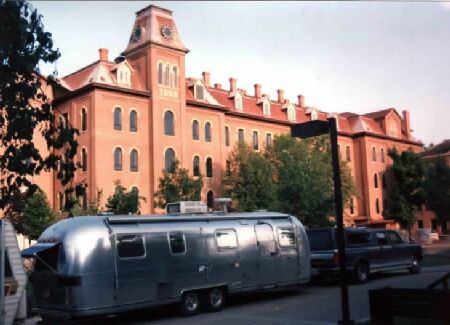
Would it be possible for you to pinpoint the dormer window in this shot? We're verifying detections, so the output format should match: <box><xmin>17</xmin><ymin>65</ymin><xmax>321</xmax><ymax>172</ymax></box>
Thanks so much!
<box><xmin>235</xmin><ymin>94</ymin><xmax>243</xmax><ymax>111</ymax></box>
<box><xmin>195</xmin><ymin>84</ymin><xmax>205</xmax><ymax>100</ymax></box>
<box><xmin>311</xmin><ymin>109</ymin><xmax>318</xmax><ymax>121</ymax></box>
<box><xmin>263</xmin><ymin>101</ymin><xmax>271</xmax><ymax>116</ymax></box>
<box><xmin>287</xmin><ymin>104</ymin><xmax>296</xmax><ymax>121</ymax></box>
<box><xmin>117</xmin><ymin>64</ymin><xmax>131</xmax><ymax>86</ymax></box>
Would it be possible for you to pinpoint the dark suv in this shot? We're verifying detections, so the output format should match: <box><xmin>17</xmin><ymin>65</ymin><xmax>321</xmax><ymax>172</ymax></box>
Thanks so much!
<box><xmin>306</xmin><ymin>227</ymin><xmax>423</xmax><ymax>283</ymax></box>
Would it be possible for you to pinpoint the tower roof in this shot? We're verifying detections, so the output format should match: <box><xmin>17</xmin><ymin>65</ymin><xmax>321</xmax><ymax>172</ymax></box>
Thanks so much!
<box><xmin>123</xmin><ymin>4</ymin><xmax>188</xmax><ymax>56</ymax></box>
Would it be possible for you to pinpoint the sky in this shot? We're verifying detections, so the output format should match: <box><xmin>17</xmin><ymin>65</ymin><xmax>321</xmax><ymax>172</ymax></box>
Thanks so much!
<box><xmin>32</xmin><ymin>1</ymin><xmax>450</xmax><ymax>146</ymax></box>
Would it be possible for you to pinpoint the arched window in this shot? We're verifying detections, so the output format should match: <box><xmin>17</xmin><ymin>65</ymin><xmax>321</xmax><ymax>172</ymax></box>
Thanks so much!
<box><xmin>81</xmin><ymin>148</ymin><xmax>87</xmax><ymax>172</ymax></box>
<box><xmin>238</xmin><ymin>129</ymin><xmax>244</xmax><ymax>143</ymax></box>
<box><xmin>206</xmin><ymin>157</ymin><xmax>213</xmax><ymax>178</ymax></box>
<box><xmin>81</xmin><ymin>108</ymin><xmax>87</xmax><ymax>132</ymax></box>
<box><xmin>372</xmin><ymin>147</ymin><xmax>377</xmax><ymax>162</ymax></box>
<box><xmin>226</xmin><ymin>160</ymin><xmax>231</xmax><ymax>176</ymax></box>
<box><xmin>266</xmin><ymin>133</ymin><xmax>272</xmax><ymax>147</ymax></box>
<box><xmin>82</xmin><ymin>190</ymin><xmax>87</xmax><ymax>210</ymax></box>
<box><xmin>173</xmin><ymin>66</ymin><xmax>178</xmax><ymax>87</ymax></box>
<box><xmin>346</xmin><ymin>146</ymin><xmax>351</xmax><ymax>162</ymax></box>
<box><xmin>288</xmin><ymin>106</ymin><xmax>296</xmax><ymax>121</ymax></box>
<box><xmin>235</xmin><ymin>95</ymin><xmax>243</xmax><ymax>111</ymax></box>
<box><xmin>381</xmin><ymin>148</ymin><xmax>385</xmax><ymax>163</ymax></box>
<box><xmin>164</xmin><ymin>111</ymin><xmax>174</xmax><ymax>136</ymax></box>
<box><xmin>193</xmin><ymin>156</ymin><xmax>200</xmax><ymax>177</ymax></box>
<box><xmin>165</xmin><ymin>64</ymin><xmax>170</xmax><ymax>86</ymax></box>
<box><xmin>374</xmin><ymin>173</ymin><xmax>378</xmax><ymax>188</ymax></box>
<box><xmin>158</xmin><ymin>62</ymin><xmax>163</xmax><ymax>84</ymax></box>
<box><xmin>114</xmin><ymin>147</ymin><xmax>122</xmax><ymax>171</ymax></box>
<box><xmin>165</xmin><ymin>148</ymin><xmax>175</xmax><ymax>173</ymax></box>
<box><xmin>350</xmin><ymin>198</ymin><xmax>355</xmax><ymax>215</ymax></box>
<box><xmin>375</xmin><ymin>198</ymin><xmax>380</xmax><ymax>214</ymax></box>
<box><xmin>225</xmin><ymin>126</ymin><xmax>230</xmax><ymax>147</ymax></box>
<box><xmin>252</xmin><ymin>131</ymin><xmax>258</xmax><ymax>150</ymax></box>
<box><xmin>114</xmin><ymin>107</ymin><xmax>122</xmax><ymax>130</ymax></box>
<box><xmin>130</xmin><ymin>149</ymin><xmax>138</xmax><ymax>172</ymax></box>
<box><xmin>192</xmin><ymin>120</ymin><xmax>199</xmax><ymax>140</ymax></box>
<box><xmin>263</xmin><ymin>101</ymin><xmax>270</xmax><ymax>116</ymax></box>
<box><xmin>205</xmin><ymin>122</ymin><xmax>212</xmax><ymax>142</ymax></box>
<box><xmin>382</xmin><ymin>173</ymin><xmax>386</xmax><ymax>188</ymax></box>
<box><xmin>207</xmin><ymin>190</ymin><xmax>214</xmax><ymax>210</ymax></box>
<box><xmin>130</xmin><ymin>110</ymin><xmax>137</xmax><ymax>132</ymax></box>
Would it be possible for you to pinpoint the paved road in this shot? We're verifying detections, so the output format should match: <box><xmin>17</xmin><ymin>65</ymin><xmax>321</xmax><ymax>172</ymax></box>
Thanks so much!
<box><xmin>60</xmin><ymin>264</ymin><xmax>449</xmax><ymax>325</ymax></box>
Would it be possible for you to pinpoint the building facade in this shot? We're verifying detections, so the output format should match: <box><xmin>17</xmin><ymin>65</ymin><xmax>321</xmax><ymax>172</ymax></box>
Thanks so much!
<box><xmin>36</xmin><ymin>5</ymin><xmax>422</xmax><ymax>226</ymax></box>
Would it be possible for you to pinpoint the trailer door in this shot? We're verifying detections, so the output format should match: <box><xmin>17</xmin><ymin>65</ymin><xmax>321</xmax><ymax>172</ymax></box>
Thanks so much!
<box><xmin>276</xmin><ymin>227</ymin><xmax>299</xmax><ymax>281</ymax></box>
<box><xmin>254</xmin><ymin>224</ymin><xmax>278</xmax><ymax>285</ymax></box>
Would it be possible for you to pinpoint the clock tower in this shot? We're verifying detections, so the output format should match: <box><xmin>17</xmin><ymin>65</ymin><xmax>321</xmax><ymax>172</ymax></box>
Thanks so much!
<box><xmin>122</xmin><ymin>4</ymin><xmax>189</xmax><ymax>212</ymax></box>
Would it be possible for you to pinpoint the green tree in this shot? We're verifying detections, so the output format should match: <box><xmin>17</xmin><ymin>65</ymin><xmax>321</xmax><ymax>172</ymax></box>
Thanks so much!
<box><xmin>22</xmin><ymin>190</ymin><xmax>56</xmax><ymax>241</ymax></box>
<box><xmin>71</xmin><ymin>188</ymin><xmax>104</xmax><ymax>216</ymax></box>
<box><xmin>0</xmin><ymin>1</ymin><xmax>83</xmax><ymax>215</ymax></box>
<box><xmin>423</xmin><ymin>158</ymin><xmax>450</xmax><ymax>233</ymax></box>
<box><xmin>154</xmin><ymin>160</ymin><xmax>203</xmax><ymax>208</ymax></box>
<box><xmin>384</xmin><ymin>148</ymin><xmax>425</xmax><ymax>233</ymax></box>
<box><xmin>223</xmin><ymin>142</ymin><xmax>277</xmax><ymax>211</ymax></box>
<box><xmin>106</xmin><ymin>182</ymin><xmax>146</xmax><ymax>214</ymax></box>
<box><xmin>225</xmin><ymin>134</ymin><xmax>357</xmax><ymax>228</ymax></box>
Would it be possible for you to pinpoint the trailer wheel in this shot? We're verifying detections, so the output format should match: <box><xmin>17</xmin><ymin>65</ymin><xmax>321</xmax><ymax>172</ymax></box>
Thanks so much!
<box><xmin>203</xmin><ymin>287</ymin><xmax>226</xmax><ymax>312</ymax></box>
<box><xmin>180</xmin><ymin>291</ymin><xmax>200</xmax><ymax>316</ymax></box>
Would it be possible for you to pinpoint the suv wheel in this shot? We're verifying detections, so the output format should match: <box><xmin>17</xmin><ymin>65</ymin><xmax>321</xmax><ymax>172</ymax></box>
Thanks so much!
<box><xmin>353</xmin><ymin>262</ymin><xmax>369</xmax><ymax>284</ymax></box>
<box><xmin>409</xmin><ymin>255</ymin><xmax>421</xmax><ymax>274</ymax></box>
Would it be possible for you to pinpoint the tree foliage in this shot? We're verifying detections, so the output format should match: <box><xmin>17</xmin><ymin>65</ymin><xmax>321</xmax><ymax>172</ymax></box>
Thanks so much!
<box><xmin>106</xmin><ymin>181</ymin><xmax>146</xmax><ymax>215</ymax></box>
<box><xmin>0</xmin><ymin>1</ymin><xmax>82</xmax><ymax>214</ymax></box>
<box><xmin>71</xmin><ymin>188</ymin><xmax>103</xmax><ymax>216</ymax></box>
<box><xmin>154</xmin><ymin>160</ymin><xmax>203</xmax><ymax>208</ymax></box>
<box><xmin>224</xmin><ymin>134</ymin><xmax>358</xmax><ymax>228</ymax></box>
<box><xmin>423</xmin><ymin>157</ymin><xmax>450</xmax><ymax>232</ymax></box>
<box><xmin>384</xmin><ymin>148</ymin><xmax>425</xmax><ymax>230</ymax></box>
<box><xmin>21</xmin><ymin>190</ymin><xmax>56</xmax><ymax>240</ymax></box>
<box><xmin>223</xmin><ymin>142</ymin><xmax>277</xmax><ymax>211</ymax></box>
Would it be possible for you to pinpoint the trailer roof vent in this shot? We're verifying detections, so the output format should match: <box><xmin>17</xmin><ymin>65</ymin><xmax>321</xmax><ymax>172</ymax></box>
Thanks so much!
<box><xmin>166</xmin><ymin>201</ymin><xmax>208</xmax><ymax>215</ymax></box>
<box><xmin>215</xmin><ymin>197</ymin><xmax>232</xmax><ymax>213</ymax></box>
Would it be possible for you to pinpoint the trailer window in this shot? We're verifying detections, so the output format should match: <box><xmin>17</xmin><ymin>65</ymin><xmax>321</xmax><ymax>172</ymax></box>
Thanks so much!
<box><xmin>117</xmin><ymin>235</ymin><xmax>145</xmax><ymax>258</ymax></box>
<box><xmin>35</xmin><ymin>244</ymin><xmax>60</xmax><ymax>271</ymax></box>
<box><xmin>215</xmin><ymin>229</ymin><xmax>238</xmax><ymax>251</ymax></box>
<box><xmin>278</xmin><ymin>228</ymin><xmax>296</xmax><ymax>247</ymax></box>
<box><xmin>169</xmin><ymin>232</ymin><xmax>186</xmax><ymax>254</ymax></box>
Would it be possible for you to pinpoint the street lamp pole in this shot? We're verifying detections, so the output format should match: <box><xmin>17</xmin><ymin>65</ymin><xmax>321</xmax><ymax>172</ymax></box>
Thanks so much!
<box><xmin>291</xmin><ymin>118</ymin><xmax>353</xmax><ymax>325</ymax></box>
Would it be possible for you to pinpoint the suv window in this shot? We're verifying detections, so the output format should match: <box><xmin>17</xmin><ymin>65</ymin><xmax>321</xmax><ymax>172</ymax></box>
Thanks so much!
<box><xmin>374</xmin><ymin>232</ymin><xmax>388</xmax><ymax>245</ymax></box>
<box><xmin>307</xmin><ymin>230</ymin><xmax>334</xmax><ymax>251</ymax></box>
<box><xmin>346</xmin><ymin>231</ymin><xmax>371</xmax><ymax>245</ymax></box>
<box><xmin>387</xmin><ymin>231</ymin><xmax>403</xmax><ymax>244</ymax></box>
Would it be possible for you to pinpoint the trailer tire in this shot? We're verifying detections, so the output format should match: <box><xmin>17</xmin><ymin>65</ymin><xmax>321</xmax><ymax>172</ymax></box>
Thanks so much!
<box><xmin>180</xmin><ymin>291</ymin><xmax>201</xmax><ymax>316</ymax></box>
<box><xmin>203</xmin><ymin>287</ymin><xmax>226</xmax><ymax>312</ymax></box>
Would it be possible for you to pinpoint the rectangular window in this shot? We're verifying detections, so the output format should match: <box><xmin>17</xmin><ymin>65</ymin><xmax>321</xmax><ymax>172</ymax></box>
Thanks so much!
<box><xmin>238</xmin><ymin>129</ymin><xmax>244</xmax><ymax>143</ymax></box>
<box><xmin>346</xmin><ymin>146</ymin><xmax>351</xmax><ymax>162</ymax></box>
<box><xmin>418</xmin><ymin>220</ymin><xmax>424</xmax><ymax>229</ymax></box>
<box><xmin>252</xmin><ymin>131</ymin><xmax>258</xmax><ymax>150</ymax></box>
<box><xmin>381</xmin><ymin>148</ymin><xmax>385</xmax><ymax>163</ymax></box>
<box><xmin>372</xmin><ymin>147</ymin><xmax>377</xmax><ymax>162</ymax></box>
<box><xmin>225</xmin><ymin>126</ymin><xmax>230</xmax><ymax>147</ymax></box>
<box><xmin>226</xmin><ymin>160</ymin><xmax>231</xmax><ymax>176</ymax></box>
<box><xmin>117</xmin><ymin>235</ymin><xmax>145</xmax><ymax>258</ymax></box>
<box><xmin>215</xmin><ymin>229</ymin><xmax>238</xmax><ymax>251</ymax></box>
<box><xmin>277</xmin><ymin>227</ymin><xmax>295</xmax><ymax>247</ymax></box>
<box><xmin>169</xmin><ymin>232</ymin><xmax>186</xmax><ymax>254</ymax></box>
<box><xmin>266</xmin><ymin>133</ymin><xmax>272</xmax><ymax>147</ymax></box>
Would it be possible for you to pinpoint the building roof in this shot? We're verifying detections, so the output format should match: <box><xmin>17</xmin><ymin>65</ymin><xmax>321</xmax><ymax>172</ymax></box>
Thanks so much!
<box><xmin>420</xmin><ymin>139</ymin><xmax>450</xmax><ymax>158</ymax></box>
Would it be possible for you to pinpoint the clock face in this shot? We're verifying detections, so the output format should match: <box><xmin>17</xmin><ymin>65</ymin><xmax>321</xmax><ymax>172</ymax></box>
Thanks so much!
<box><xmin>161</xmin><ymin>25</ymin><xmax>174</xmax><ymax>40</ymax></box>
<box><xmin>131</xmin><ymin>26</ymin><xmax>143</xmax><ymax>43</ymax></box>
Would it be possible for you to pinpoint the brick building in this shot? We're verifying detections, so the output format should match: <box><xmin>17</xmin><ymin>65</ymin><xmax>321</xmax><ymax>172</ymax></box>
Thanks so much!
<box><xmin>30</xmin><ymin>5</ymin><xmax>423</xmax><ymax>226</ymax></box>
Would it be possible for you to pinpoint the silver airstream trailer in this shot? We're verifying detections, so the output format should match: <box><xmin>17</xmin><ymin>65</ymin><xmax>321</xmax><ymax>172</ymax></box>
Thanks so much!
<box><xmin>22</xmin><ymin>203</ymin><xmax>310</xmax><ymax>320</ymax></box>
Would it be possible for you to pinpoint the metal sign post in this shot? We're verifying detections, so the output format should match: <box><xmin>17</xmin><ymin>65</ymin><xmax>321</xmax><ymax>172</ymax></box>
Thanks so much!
<box><xmin>291</xmin><ymin>118</ymin><xmax>354</xmax><ymax>325</ymax></box>
<box><xmin>1</xmin><ymin>219</ymin><xmax>5</xmax><ymax>325</ymax></box>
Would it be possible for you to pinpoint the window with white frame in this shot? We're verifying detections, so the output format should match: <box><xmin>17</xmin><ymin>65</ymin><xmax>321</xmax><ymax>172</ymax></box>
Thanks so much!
<box><xmin>287</xmin><ymin>105</ymin><xmax>296</xmax><ymax>121</ymax></box>
<box><xmin>195</xmin><ymin>84</ymin><xmax>205</xmax><ymax>100</ymax></box>
<box><xmin>235</xmin><ymin>94</ymin><xmax>243</xmax><ymax>111</ymax></box>
<box><xmin>263</xmin><ymin>101</ymin><xmax>270</xmax><ymax>116</ymax></box>
<box><xmin>117</xmin><ymin>64</ymin><xmax>131</xmax><ymax>86</ymax></box>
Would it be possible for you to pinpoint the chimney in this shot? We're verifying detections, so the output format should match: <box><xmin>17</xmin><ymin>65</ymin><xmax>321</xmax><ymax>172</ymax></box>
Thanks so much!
<box><xmin>277</xmin><ymin>89</ymin><xmax>285</xmax><ymax>103</ymax></box>
<box><xmin>202</xmin><ymin>72</ymin><xmax>210</xmax><ymax>87</ymax></box>
<box><xmin>254</xmin><ymin>84</ymin><xmax>262</xmax><ymax>98</ymax></box>
<box><xmin>239</xmin><ymin>89</ymin><xmax>247</xmax><ymax>96</ymax></box>
<box><xmin>99</xmin><ymin>48</ymin><xmax>109</xmax><ymax>62</ymax></box>
<box><xmin>297</xmin><ymin>94</ymin><xmax>305</xmax><ymax>108</ymax></box>
<box><xmin>214</xmin><ymin>83</ymin><xmax>222</xmax><ymax>90</ymax></box>
<box><xmin>229</xmin><ymin>78</ymin><xmax>237</xmax><ymax>92</ymax></box>
<box><xmin>402</xmin><ymin>110</ymin><xmax>411</xmax><ymax>138</ymax></box>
